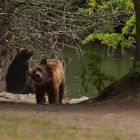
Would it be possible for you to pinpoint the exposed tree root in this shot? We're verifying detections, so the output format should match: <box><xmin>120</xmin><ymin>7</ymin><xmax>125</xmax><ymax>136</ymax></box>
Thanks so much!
<box><xmin>96</xmin><ymin>72</ymin><xmax>140</xmax><ymax>101</ymax></box>
<box><xmin>80</xmin><ymin>72</ymin><xmax>140</xmax><ymax>103</ymax></box>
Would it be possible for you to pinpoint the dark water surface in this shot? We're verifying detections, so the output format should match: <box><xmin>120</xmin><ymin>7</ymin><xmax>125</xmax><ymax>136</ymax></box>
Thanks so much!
<box><xmin>64</xmin><ymin>45</ymin><xmax>134</xmax><ymax>98</ymax></box>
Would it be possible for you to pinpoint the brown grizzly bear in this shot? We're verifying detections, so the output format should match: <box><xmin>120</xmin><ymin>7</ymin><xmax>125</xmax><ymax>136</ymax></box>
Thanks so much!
<box><xmin>28</xmin><ymin>58</ymin><xmax>65</xmax><ymax>104</ymax></box>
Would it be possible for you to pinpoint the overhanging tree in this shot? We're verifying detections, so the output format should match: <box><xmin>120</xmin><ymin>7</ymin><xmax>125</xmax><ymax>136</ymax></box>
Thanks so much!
<box><xmin>81</xmin><ymin>0</ymin><xmax>140</xmax><ymax>101</ymax></box>
<box><xmin>95</xmin><ymin>0</ymin><xmax>140</xmax><ymax>101</ymax></box>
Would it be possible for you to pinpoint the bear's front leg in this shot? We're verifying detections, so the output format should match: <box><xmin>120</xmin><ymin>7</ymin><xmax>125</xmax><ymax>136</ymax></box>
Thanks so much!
<box><xmin>58</xmin><ymin>81</ymin><xmax>64</xmax><ymax>104</ymax></box>
<box><xmin>35</xmin><ymin>85</ymin><xmax>46</xmax><ymax>104</ymax></box>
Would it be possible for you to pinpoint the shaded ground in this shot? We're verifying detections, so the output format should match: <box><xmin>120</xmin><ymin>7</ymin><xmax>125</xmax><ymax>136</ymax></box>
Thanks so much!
<box><xmin>0</xmin><ymin>92</ymin><xmax>140</xmax><ymax>140</ymax></box>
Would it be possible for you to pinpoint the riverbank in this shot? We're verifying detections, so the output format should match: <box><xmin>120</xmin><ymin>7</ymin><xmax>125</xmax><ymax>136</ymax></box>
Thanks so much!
<box><xmin>0</xmin><ymin>91</ymin><xmax>140</xmax><ymax>140</ymax></box>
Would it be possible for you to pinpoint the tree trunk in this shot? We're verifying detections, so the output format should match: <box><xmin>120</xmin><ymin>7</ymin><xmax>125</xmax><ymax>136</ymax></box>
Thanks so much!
<box><xmin>0</xmin><ymin>0</ymin><xmax>15</xmax><ymax>91</ymax></box>
<box><xmin>0</xmin><ymin>0</ymin><xmax>6</xmax><ymax>91</ymax></box>
<box><xmin>133</xmin><ymin>0</ymin><xmax>140</xmax><ymax>67</ymax></box>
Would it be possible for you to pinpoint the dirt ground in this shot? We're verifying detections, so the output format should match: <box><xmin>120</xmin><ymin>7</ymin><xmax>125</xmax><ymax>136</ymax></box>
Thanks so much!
<box><xmin>0</xmin><ymin>92</ymin><xmax>140</xmax><ymax>140</ymax></box>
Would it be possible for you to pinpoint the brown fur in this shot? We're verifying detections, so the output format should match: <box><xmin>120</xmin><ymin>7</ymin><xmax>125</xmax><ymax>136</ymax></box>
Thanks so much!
<box><xmin>28</xmin><ymin>58</ymin><xmax>65</xmax><ymax>104</ymax></box>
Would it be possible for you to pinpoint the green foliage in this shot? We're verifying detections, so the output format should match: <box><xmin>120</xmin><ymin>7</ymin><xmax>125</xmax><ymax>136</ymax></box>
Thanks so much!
<box><xmin>81</xmin><ymin>51</ymin><xmax>115</xmax><ymax>95</ymax></box>
<box><xmin>122</xmin><ymin>15</ymin><xmax>136</xmax><ymax>36</ymax></box>
<box><xmin>82</xmin><ymin>0</ymin><xmax>135</xmax><ymax>49</ymax></box>
<box><xmin>87</xmin><ymin>0</ymin><xmax>134</xmax><ymax>14</ymax></box>
<box><xmin>83</xmin><ymin>32</ymin><xmax>134</xmax><ymax>48</ymax></box>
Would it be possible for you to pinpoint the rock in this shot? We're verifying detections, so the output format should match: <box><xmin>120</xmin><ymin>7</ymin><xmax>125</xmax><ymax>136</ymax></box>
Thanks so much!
<box><xmin>69</xmin><ymin>96</ymin><xmax>89</xmax><ymax>104</ymax></box>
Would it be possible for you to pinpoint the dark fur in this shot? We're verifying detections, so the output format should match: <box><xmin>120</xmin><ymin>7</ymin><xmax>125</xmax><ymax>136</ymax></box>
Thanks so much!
<box><xmin>28</xmin><ymin>58</ymin><xmax>65</xmax><ymax>104</ymax></box>
<box><xmin>6</xmin><ymin>48</ymin><xmax>35</xmax><ymax>94</ymax></box>
<box><xmin>22</xmin><ymin>78</ymin><xmax>35</xmax><ymax>94</ymax></box>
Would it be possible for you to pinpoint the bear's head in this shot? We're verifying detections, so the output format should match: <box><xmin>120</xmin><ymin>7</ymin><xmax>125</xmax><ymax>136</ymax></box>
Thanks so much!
<box><xmin>27</xmin><ymin>65</ymin><xmax>51</xmax><ymax>85</ymax></box>
<box><xmin>28</xmin><ymin>58</ymin><xmax>61</xmax><ymax>85</ymax></box>
<box><xmin>13</xmin><ymin>48</ymin><xmax>34</xmax><ymax>63</ymax></box>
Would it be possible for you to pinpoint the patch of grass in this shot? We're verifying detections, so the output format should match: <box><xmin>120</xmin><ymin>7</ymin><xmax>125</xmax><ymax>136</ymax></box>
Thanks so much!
<box><xmin>0</xmin><ymin>114</ymin><xmax>135</xmax><ymax>140</ymax></box>
<box><xmin>0</xmin><ymin>114</ymin><xmax>91</xmax><ymax>140</ymax></box>
<box><xmin>95</xmin><ymin>130</ymin><xmax>124</xmax><ymax>140</ymax></box>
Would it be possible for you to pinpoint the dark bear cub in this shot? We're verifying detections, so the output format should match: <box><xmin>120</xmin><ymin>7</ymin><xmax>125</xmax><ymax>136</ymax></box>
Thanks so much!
<box><xmin>28</xmin><ymin>58</ymin><xmax>65</xmax><ymax>104</ymax></box>
<box><xmin>6</xmin><ymin>48</ymin><xmax>35</xmax><ymax>94</ymax></box>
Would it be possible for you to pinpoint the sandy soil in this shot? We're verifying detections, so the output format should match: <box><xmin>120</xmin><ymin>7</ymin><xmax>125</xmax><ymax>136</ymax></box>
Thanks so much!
<box><xmin>0</xmin><ymin>92</ymin><xmax>140</xmax><ymax>139</ymax></box>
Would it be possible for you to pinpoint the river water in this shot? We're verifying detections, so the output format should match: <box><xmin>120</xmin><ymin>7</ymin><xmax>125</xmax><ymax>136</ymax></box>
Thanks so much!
<box><xmin>64</xmin><ymin>45</ymin><xmax>134</xmax><ymax>99</ymax></box>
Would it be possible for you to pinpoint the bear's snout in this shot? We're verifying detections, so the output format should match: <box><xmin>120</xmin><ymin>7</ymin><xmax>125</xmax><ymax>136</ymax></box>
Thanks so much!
<box><xmin>34</xmin><ymin>71</ymin><xmax>43</xmax><ymax>80</ymax></box>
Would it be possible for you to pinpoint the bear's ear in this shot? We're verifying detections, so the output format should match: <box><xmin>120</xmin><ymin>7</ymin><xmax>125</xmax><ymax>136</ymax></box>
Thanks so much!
<box><xmin>15</xmin><ymin>47</ymin><xmax>24</xmax><ymax>53</ymax></box>
<box><xmin>40</xmin><ymin>57</ymin><xmax>47</xmax><ymax>64</ymax></box>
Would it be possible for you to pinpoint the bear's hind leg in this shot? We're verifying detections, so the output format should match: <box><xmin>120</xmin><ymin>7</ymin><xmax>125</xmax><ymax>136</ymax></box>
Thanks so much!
<box><xmin>47</xmin><ymin>85</ymin><xmax>59</xmax><ymax>104</ymax></box>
